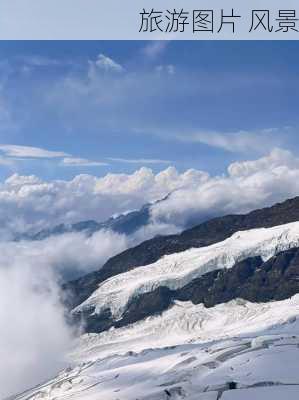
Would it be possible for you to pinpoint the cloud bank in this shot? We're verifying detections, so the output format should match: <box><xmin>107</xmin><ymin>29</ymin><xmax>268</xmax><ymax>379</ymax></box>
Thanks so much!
<box><xmin>0</xmin><ymin>149</ymin><xmax>299</xmax><ymax>238</ymax></box>
<box><xmin>3</xmin><ymin>230</ymin><xmax>129</xmax><ymax>279</ymax></box>
<box><xmin>0</xmin><ymin>226</ymin><xmax>133</xmax><ymax>398</ymax></box>
<box><xmin>0</xmin><ymin>258</ymin><xmax>73</xmax><ymax>398</ymax></box>
<box><xmin>151</xmin><ymin>148</ymin><xmax>299</xmax><ymax>227</ymax></box>
<box><xmin>0</xmin><ymin>167</ymin><xmax>208</xmax><ymax>237</ymax></box>
<box><xmin>0</xmin><ymin>219</ymin><xmax>182</xmax><ymax>398</ymax></box>
<box><xmin>0</xmin><ymin>147</ymin><xmax>296</xmax><ymax>240</ymax></box>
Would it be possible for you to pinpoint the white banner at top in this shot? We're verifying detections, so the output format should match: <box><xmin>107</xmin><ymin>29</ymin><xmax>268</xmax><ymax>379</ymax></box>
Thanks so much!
<box><xmin>0</xmin><ymin>0</ymin><xmax>299</xmax><ymax>40</ymax></box>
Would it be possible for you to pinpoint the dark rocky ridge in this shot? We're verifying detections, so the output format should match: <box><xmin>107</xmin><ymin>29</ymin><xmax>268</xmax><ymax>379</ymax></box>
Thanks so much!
<box><xmin>65</xmin><ymin>196</ymin><xmax>299</xmax><ymax>309</ymax></box>
<box><xmin>78</xmin><ymin>247</ymin><xmax>299</xmax><ymax>333</ymax></box>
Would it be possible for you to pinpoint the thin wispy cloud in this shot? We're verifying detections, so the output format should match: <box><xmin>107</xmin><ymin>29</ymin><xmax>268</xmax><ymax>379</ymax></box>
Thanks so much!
<box><xmin>0</xmin><ymin>156</ymin><xmax>14</xmax><ymax>166</ymax></box>
<box><xmin>20</xmin><ymin>55</ymin><xmax>66</xmax><ymax>68</ymax></box>
<box><xmin>0</xmin><ymin>144</ymin><xmax>69</xmax><ymax>159</ymax></box>
<box><xmin>0</xmin><ymin>145</ymin><xmax>109</xmax><ymax>168</ymax></box>
<box><xmin>0</xmin><ymin>145</ymin><xmax>109</xmax><ymax>169</ymax></box>
<box><xmin>0</xmin><ymin>144</ymin><xmax>169</xmax><ymax>169</ymax></box>
<box><xmin>107</xmin><ymin>157</ymin><xmax>172</xmax><ymax>165</ymax></box>
<box><xmin>61</xmin><ymin>157</ymin><xmax>109</xmax><ymax>167</ymax></box>
<box><xmin>175</xmin><ymin>128</ymin><xmax>284</xmax><ymax>154</ymax></box>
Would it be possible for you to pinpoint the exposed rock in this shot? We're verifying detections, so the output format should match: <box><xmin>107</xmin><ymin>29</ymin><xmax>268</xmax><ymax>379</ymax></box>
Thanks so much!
<box><xmin>65</xmin><ymin>196</ymin><xmax>299</xmax><ymax>310</ymax></box>
<box><xmin>81</xmin><ymin>247</ymin><xmax>299</xmax><ymax>333</ymax></box>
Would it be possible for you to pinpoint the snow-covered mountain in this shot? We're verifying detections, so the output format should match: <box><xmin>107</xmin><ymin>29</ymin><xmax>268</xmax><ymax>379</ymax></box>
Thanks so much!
<box><xmin>18</xmin><ymin>203</ymin><xmax>152</xmax><ymax>240</ymax></box>
<box><xmin>11</xmin><ymin>196</ymin><xmax>299</xmax><ymax>399</ymax></box>
<box><xmin>12</xmin><ymin>296</ymin><xmax>299</xmax><ymax>400</ymax></box>
<box><xmin>64</xmin><ymin>195</ymin><xmax>299</xmax><ymax>311</ymax></box>
<box><xmin>73</xmin><ymin>221</ymin><xmax>299</xmax><ymax>332</ymax></box>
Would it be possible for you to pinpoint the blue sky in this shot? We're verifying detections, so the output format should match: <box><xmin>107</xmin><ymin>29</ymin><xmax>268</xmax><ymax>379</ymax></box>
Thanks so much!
<box><xmin>0</xmin><ymin>40</ymin><xmax>298</xmax><ymax>180</ymax></box>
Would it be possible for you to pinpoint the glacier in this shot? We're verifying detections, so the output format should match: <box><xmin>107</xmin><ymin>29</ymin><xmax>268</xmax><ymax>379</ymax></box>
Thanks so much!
<box><xmin>75</xmin><ymin>221</ymin><xmax>299</xmax><ymax>320</ymax></box>
<box><xmin>12</xmin><ymin>295</ymin><xmax>299</xmax><ymax>400</ymax></box>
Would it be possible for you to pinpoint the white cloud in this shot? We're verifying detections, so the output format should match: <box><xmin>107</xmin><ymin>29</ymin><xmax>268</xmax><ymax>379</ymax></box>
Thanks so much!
<box><xmin>88</xmin><ymin>53</ymin><xmax>124</xmax><ymax>76</ymax></box>
<box><xmin>0</xmin><ymin>149</ymin><xmax>299</xmax><ymax>238</ymax></box>
<box><xmin>0</xmin><ymin>256</ymin><xmax>73</xmax><ymax>398</ymax></box>
<box><xmin>132</xmin><ymin>220</ymin><xmax>181</xmax><ymax>244</ymax></box>
<box><xmin>0</xmin><ymin>226</ymin><xmax>132</xmax><ymax>397</ymax></box>
<box><xmin>176</xmin><ymin>128</ymin><xmax>283</xmax><ymax>153</ymax></box>
<box><xmin>2</xmin><ymin>230</ymin><xmax>129</xmax><ymax>280</ymax></box>
<box><xmin>227</xmin><ymin>147</ymin><xmax>299</xmax><ymax>177</ymax></box>
<box><xmin>151</xmin><ymin>148</ymin><xmax>299</xmax><ymax>227</ymax></box>
<box><xmin>0</xmin><ymin>144</ymin><xmax>173</xmax><ymax>168</ymax></box>
<box><xmin>0</xmin><ymin>167</ymin><xmax>208</xmax><ymax>237</ymax></box>
<box><xmin>107</xmin><ymin>157</ymin><xmax>172</xmax><ymax>165</ymax></box>
<box><xmin>94</xmin><ymin>166</ymin><xmax>209</xmax><ymax>197</ymax></box>
<box><xmin>62</xmin><ymin>157</ymin><xmax>109</xmax><ymax>167</ymax></box>
<box><xmin>0</xmin><ymin>144</ymin><xmax>69</xmax><ymax>159</ymax></box>
<box><xmin>5</xmin><ymin>173</ymin><xmax>42</xmax><ymax>186</ymax></box>
<box><xmin>0</xmin><ymin>220</ymin><xmax>184</xmax><ymax>397</ymax></box>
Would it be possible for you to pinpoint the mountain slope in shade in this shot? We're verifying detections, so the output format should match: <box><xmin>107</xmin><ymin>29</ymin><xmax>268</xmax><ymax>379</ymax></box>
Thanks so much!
<box><xmin>12</xmin><ymin>296</ymin><xmax>299</xmax><ymax>400</ymax></box>
<box><xmin>74</xmin><ymin>248</ymin><xmax>299</xmax><ymax>333</ymax></box>
<box><xmin>64</xmin><ymin>196</ymin><xmax>299</xmax><ymax>310</ymax></box>
<box><xmin>73</xmin><ymin>221</ymin><xmax>299</xmax><ymax>332</ymax></box>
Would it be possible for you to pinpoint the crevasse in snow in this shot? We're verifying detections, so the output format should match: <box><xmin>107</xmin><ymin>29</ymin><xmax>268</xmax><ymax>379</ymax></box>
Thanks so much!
<box><xmin>15</xmin><ymin>295</ymin><xmax>299</xmax><ymax>400</ymax></box>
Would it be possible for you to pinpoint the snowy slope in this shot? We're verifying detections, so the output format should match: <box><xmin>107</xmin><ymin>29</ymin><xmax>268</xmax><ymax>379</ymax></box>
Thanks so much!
<box><xmin>12</xmin><ymin>221</ymin><xmax>299</xmax><ymax>400</ymax></box>
<box><xmin>13</xmin><ymin>295</ymin><xmax>299</xmax><ymax>400</ymax></box>
<box><xmin>75</xmin><ymin>221</ymin><xmax>299</xmax><ymax>320</ymax></box>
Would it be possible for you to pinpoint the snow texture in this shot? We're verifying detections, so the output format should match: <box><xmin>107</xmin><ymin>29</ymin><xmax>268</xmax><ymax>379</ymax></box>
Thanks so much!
<box><xmin>75</xmin><ymin>221</ymin><xmax>299</xmax><ymax>319</ymax></box>
<box><xmin>12</xmin><ymin>295</ymin><xmax>299</xmax><ymax>400</ymax></box>
<box><xmin>12</xmin><ymin>221</ymin><xmax>299</xmax><ymax>400</ymax></box>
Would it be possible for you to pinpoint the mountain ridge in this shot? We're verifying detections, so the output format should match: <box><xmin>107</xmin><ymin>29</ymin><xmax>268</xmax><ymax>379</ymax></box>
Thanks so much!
<box><xmin>64</xmin><ymin>195</ymin><xmax>299</xmax><ymax>310</ymax></box>
<box><xmin>79</xmin><ymin>247</ymin><xmax>299</xmax><ymax>333</ymax></box>
<box><xmin>18</xmin><ymin>203</ymin><xmax>151</xmax><ymax>240</ymax></box>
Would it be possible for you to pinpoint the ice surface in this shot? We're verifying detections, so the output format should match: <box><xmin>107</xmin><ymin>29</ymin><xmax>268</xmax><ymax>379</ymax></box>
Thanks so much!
<box><xmin>75</xmin><ymin>221</ymin><xmax>299</xmax><ymax>319</ymax></box>
<box><xmin>221</xmin><ymin>386</ymin><xmax>299</xmax><ymax>400</ymax></box>
<box><xmin>13</xmin><ymin>296</ymin><xmax>299</xmax><ymax>400</ymax></box>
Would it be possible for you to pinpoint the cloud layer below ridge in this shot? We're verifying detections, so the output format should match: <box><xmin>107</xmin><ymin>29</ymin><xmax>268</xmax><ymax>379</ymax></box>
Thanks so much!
<box><xmin>0</xmin><ymin>148</ymin><xmax>297</xmax><ymax>238</ymax></box>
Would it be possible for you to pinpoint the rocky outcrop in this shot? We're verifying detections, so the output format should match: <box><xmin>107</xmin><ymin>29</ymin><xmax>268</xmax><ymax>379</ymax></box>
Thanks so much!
<box><xmin>65</xmin><ymin>196</ymin><xmax>299</xmax><ymax>309</ymax></box>
<box><xmin>79</xmin><ymin>247</ymin><xmax>299</xmax><ymax>333</ymax></box>
<box><xmin>177</xmin><ymin>247</ymin><xmax>299</xmax><ymax>306</ymax></box>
